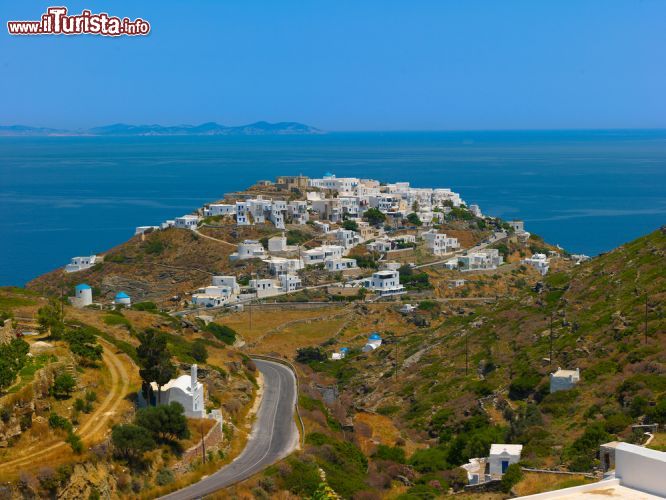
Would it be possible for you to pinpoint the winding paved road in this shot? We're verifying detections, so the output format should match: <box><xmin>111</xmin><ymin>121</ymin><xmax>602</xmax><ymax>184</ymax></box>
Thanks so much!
<box><xmin>161</xmin><ymin>359</ymin><xmax>299</xmax><ymax>500</ymax></box>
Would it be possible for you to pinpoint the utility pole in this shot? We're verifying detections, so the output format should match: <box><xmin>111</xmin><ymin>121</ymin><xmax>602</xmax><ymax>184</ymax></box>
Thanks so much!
<box><xmin>200</xmin><ymin>420</ymin><xmax>206</xmax><ymax>464</ymax></box>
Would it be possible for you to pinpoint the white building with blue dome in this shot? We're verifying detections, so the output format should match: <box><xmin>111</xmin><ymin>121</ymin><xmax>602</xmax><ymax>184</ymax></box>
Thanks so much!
<box><xmin>363</xmin><ymin>333</ymin><xmax>383</xmax><ymax>352</ymax></box>
<box><xmin>69</xmin><ymin>284</ymin><xmax>93</xmax><ymax>308</ymax></box>
<box><xmin>114</xmin><ymin>291</ymin><xmax>131</xmax><ymax>307</ymax></box>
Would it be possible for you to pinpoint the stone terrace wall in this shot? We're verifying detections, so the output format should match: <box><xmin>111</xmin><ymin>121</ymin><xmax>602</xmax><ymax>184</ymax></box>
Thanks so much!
<box><xmin>174</xmin><ymin>420</ymin><xmax>223</xmax><ymax>472</ymax></box>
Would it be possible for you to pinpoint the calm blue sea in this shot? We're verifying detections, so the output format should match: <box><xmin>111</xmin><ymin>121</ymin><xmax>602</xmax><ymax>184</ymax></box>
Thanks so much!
<box><xmin>1</xmin><ymin>130</ymin><xmax>665</xmax><ymax>286</ymax></box>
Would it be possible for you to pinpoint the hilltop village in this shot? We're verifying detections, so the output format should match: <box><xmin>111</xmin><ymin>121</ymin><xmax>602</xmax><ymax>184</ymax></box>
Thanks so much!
<box><xmin>57</xmin><ymin>173</ymin><xmax>582</xmax><ymax>311</ymax></box>
<box><xmin>1</xmin><ymin>174</ymin><xmax>663</xmax><ymax>500</ymax></box>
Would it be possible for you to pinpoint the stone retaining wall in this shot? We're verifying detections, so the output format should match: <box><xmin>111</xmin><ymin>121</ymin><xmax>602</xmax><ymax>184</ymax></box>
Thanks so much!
<box><xmin>174</xmin><ymin>419</ymin><xmax>223</xmax><ymax>472</ymax></box>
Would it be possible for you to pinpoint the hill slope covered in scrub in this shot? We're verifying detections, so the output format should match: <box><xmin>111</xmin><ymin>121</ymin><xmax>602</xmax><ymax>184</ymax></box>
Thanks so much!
<box><xmin>236</xmin><ymin>228</ymin><xmax>665</xmax><ymax>499</ymax></box>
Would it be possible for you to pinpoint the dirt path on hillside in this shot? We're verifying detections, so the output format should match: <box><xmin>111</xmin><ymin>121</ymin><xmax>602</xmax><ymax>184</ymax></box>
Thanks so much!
<box><xmin>194</xmin><ymin>227</ymin><xmax>238</xmax><ymax>248</ymax></box>
<box><xmin>0</xmin><ymin>339</ymin><xmax>133</xmax><ymax>475</ymax></box>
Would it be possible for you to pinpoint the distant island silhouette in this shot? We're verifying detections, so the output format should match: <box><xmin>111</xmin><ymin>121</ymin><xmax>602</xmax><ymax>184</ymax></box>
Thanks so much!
<box><xmin>0</xmin><ymin>121</ymin><xmax>324</xmax><ymax>137</ymax></box>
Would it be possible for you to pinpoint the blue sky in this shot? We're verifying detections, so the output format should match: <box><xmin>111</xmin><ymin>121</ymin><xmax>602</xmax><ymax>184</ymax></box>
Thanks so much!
<box><xmin>1</xmin><ymin>1</ymin><xmax>664</xmax><ymax>130</ymax></box>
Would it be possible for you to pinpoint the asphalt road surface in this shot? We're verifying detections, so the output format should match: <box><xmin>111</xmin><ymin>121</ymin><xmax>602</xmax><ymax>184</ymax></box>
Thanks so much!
<box><xmin>161</xmin><ymin>359</ymin><xmax>299</xmax><ymax>500</ymax></box>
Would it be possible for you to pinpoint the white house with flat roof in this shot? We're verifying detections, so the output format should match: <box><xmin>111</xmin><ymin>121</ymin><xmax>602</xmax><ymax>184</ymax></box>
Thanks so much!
<box><xmin>174</xmin><ymin>214</ymin><xmax>201</xmax><ymax>230</ymax></box>
<box><xmin>364</xmin><ymin>270</ymin><xmax>405</xmax><ymax>296</ymax></box>
<box><xmin>325</xmin><ymin>258</ymin><xmax>358</xmax><ymax>272</ymax></box>
<box><xmin>148</xmin><ymin>365</ymin><xmax>205</xmax><ymax>418</ymax></box>
<box><xmin>523</xmin><ymin>253</ymin><xmax>550</xmax><ymax>275</ymax></box>
<box><xmin>279</xmin><ymin>273</ymin><xmax>302</xmax><ymax>292</ymax></box>
<box><xmin>423</xmin><ymin>230</ymin><xmax>460</xmax><ymax>256</ymax></box>
<box><xmin>329</xmin><ymin>228</ymin><xmax>362</xmax><ymax>249</ymax></box>
<box><xmin>65</xmin><ymin>255</ymin><xmax>99</xmax><ymax>273</ymax></box>
<box><xmin>249</xmin><ymin>278</ymin><xmax>280</xmax><ymax>298</ymax></box>
<box><xmin>518</xmin><ymin>443</ymin><xmax>666</xmax><ymax>499</ymax></box>
<box><xmin>302</xmin><ymin>245</ymin><xmax>345</xmax><ymax>266</ymax></box>
<box><xmin>235</xmin><ymin>197</ymin><xmax>289</xmax><ymax>229</ymax></box>
<box><xmin>230</xmin><ymin>240</ymin><xmax>268</xmax><ymax>261</ymax></box>
<box><xmin>191</xmin><ymin>277</ymin><xmax>239</xmax><ymax>307</ymax></box>
<box><xmin>204</xmin><ymin>204</ymin><xmax>234</xmax><ymax>217</ymax></box>
<box><xmin>489</xmin><ymin>443</ymin><xmax>523</xmax><ymax>477</ymax></box>
<box><xmin>264</xmin><ymin>257</ymin><xmax>304</xmax><ymax>275</ymax></box>
<box><xmin>366</xmin><ymin>239</ymin><xmax>393</xmax><ymax>253</ymax></box>
<box><xmin>455</xmin><ymin>249</ymin><xmax>503</xmax><ymax>271</ymax></box>
<box><xmin>268</xmin><ymin>234</ymin><xmax>290</xmax><ymax>252</ymax></box>
<box><xmin>288</xmin><ymin>200</ymin><xmax>309</xmax><ymax>225</ymax></box>
<box><xmin>549</xmin><ymin>367</ymin><xmax>580</xmax><ymax>393</ymax></box>
<box><xmin>135</xmin><ymin>226</ymin><xmax>159</xmax><ymax>236</ymax></box>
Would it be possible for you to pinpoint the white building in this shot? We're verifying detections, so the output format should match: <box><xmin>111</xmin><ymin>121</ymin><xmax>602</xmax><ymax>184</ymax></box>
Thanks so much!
<box><xmin>149</xmin><ymin>365</ymin><xmax>205</xmax><ymax>418</ymax></box>
<box><xmin>331</xmin><ymin>347</ymin><xmax>349</xmax><ymax>361</ymax></box>
<box><xmin>456</xmin><ymin>249</ymin><xmax>503</xmax><ymax>271</ymax></box>
<box><xmin>174</xmin><ymin>214</ymin><xmax>201</xmax><ymax>230</ymax></box>
<box><xmin>362</xmin><ymin>333</ymin><xmax>383</xmax><ymax>352</ymax></box>
<box><xmin>114</xmin><ymin>291</ymin><xmax>131</xmax><ymax>307</ymax></box>
<box><xmin>519</xmin><ymin>443</ymin><xmax>666</xmax><ymax>499</ymax></box>
<box><xmin>308</xmin><ymin>173</ymin><xmax>360</xmax><ymax>194</ymax></box>
<box><xmin>69</xmin><ymin>284</ymin><xmax>93</xmax><ymax>308</ymax></box>
<box><xmin>287</xmin><ymin>201</ymin><xmax>309</xmax><ymax>225</ymax></box>
<box><xmin>549</xmin><ymin>367</ymin><xmax>580</xmax><ymax>393</ymax></box>
<box><xmin>469</xmin><ymin>204</ymin><xmax>482</xmax><ymax>217</ymax></box>
<box><xmin>571</xmin><ymin>254</ymin><xmax>591</xmax><ymax>265</ymax></box>
<box><xmin>489</xmin><ymin>444</ymin><xmax>523</xmax><ymax>477</ymax></box>
<box><xmin>523</xmin><ymin>253</ymin><xmax>550</xmax><ymax>275</ymax></box>
<box><xmin>230</xmin><ymin>240</ymin><xmax>268</xmax><ymax>261</ymax></box>
<box><xmin>65</xmin><ymin>255</ymin><xmax>99</xmax><ymax>273</ymax></box>
<box><xmin>191</xmin><ymin>276</ymin><xmax>240</xmax><ymax>307</ymax></box>
<box><xmin>160</xmin><ymin>220</ymin><xmax>175</xmax><ymax>230</ymax></box>
<box><xmin>423</xmin><ymin>230</ymin><xmax>460</xmax><ymax>256</ymax></box>
<box><xmin>302</xmin><ymin>245</ymin><xmax>345</xmax><ymax>266</ymax></box>
<box><xmin>264</xmin><ymin>257</ymin><xmax>304</xmax><ymax>275</ymax></box>
<box><xmin>329</xmin><ymin>228</ymin><xmax>362</xmax><ymax>249</ymax></box>
<box><xmin>310</xmin><ymin>196</ymin><xmax>343</xmax><ymax>223</ymax></box>
<box><xmin>249</xmin><ymin>278</ymin><xmax>280</xmax><ymax>298</ymax></box>
<box><xmin>268</xmin><ymin>234</ymin><xmax>290</xmax><ymax>252</ymax></box>
<box><xmin>364</xmin><ymin>270</ymin><xmax>405</xmax><ymax>296</ymax></box>
<box><xmin>399</xmin><ymin>303</ymin><xmax>417</xmax><ymax>314</ymax></box>
<box><xmin>236</xmin><ymin>198</ymin><xmax>289</xmax><ymax>229</ymax></box>
<box><xmin>448</xmin><ymin>279</ymin><xmax>466</xmax><ymax>288</ymax></box>
<box><xmin>325</xmin><ymin>257</ymin><xmax>358</xmax><ymax>272</ymax></box>
<box><xmin>279</xmin><ymin>273</ymin><xmax>302</xmax><ymax>292</ymax></box>
<box><xmin>135</xmin><ymin>226</ymin><xmax>159</xmax><ymax>236</ymax></box>
<box><xmin>366</xmin><ymin>239</ymin><xmax>393</xmax><ymax>253</ymax></box>
<box><xmin>204</xmin><ymin>204</ymin><xmax>234</xmax><ymax>217</ymax></box>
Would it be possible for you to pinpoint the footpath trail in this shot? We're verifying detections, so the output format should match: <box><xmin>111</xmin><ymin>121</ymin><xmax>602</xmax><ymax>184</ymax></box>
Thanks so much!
<box><xmin>193</xmin><ymin>227</ymin><xmax>238</xmax><ymax>248</ymax></box>
<box><xmin>0</xmin><ymin>338</ymin><xmax>132</xmax><ymax>476</ymax></box>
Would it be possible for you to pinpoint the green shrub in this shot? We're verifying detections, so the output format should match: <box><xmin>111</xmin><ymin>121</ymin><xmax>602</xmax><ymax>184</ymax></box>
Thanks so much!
<box><xmin>540</xmin><ymin>389</ymin><xmax>579</xmax><ymax>417</ymax></box>
<box><xmin>373</xmin><ymin>444</ymin><xmax>406</xmax><ymax>463</ymax></box>
<box><xmin>51</xmin><ymin>373</ymin><xmax>76</xmax><ymax>399</ymax></box>
<box><xmin>280</xmin><ymin>458</ymin><xmax>321</xmax><ymax>496</ymax></box>
<box><xmin>509</xmin><ymin>372</ymin><xmax>542</xmax><ymax>400</ymax></box>
<box><xmin>156</xmin><ymin>468</ymin><xmax>174</xmax><ymax>486</ymax></box>
<box><xmin>66</xmin><ymin>433</ymin><xmax>84</xmax><ymax>454</ymax></box>
<box><xmin>409</xmin><ymin>446</ymin><xmax>449</xmax><ymax>473</ymax></box>
<box><xmin>131</xmin><ymin>301</ymin><xmax>158</xmax><ymax>311</ymax></box>
<box><xmin>604</xmin><ymin>412</ymin><xmax>632</xmax><ymax>434</ymax></box>
<box><xmin>205</xmin><ymin>323</ymin><xmax>237</xmax><ymax>345</ymax></box>
<box><xmin>500</xmin><ymin>463</ymin><xmax>523</xmax><ymax>492</ymax></box>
